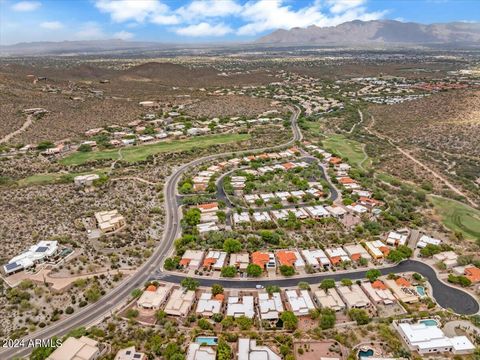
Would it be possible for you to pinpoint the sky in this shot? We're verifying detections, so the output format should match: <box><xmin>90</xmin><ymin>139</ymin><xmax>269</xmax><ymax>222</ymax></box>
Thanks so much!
<box><xmin>0</xmin><ymin>0</ymin><xmax>479</xmax><ymax>45</ymax></box>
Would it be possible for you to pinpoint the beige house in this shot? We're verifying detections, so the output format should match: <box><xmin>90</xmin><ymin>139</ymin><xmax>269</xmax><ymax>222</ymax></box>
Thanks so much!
<box><xmin>164</xmin><ymin>288</ymin><xmax>195</xmax><ymax>316</ymax></box>
<box><xmin>137</xmin><ymin>284</ymin><xmax>171</xmax><ymax>310</ymax></box>
<box><xmin>47</xmin><ymin>336</ymin><xmax>101</xmax><ymax>360</ymax></box>
<box><xmin>74</xmin><ymin>174</ymin><xmax>100</xmax><ymax>187</ymax></box>
<box><xmin>95</xmin><ymin>210</ymin><xmax>126</xmax><ymax>234</ymax></box>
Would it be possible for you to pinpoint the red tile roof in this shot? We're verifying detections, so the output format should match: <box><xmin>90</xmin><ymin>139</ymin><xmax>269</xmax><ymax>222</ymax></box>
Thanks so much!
<box><xmin>276</xmin><ymin>251</ymin><xmax>297</xmax><ymax>267</ymax></box>
<box><xmin>252</xmin><ymin>252</ymin><xmax>270</xmax><ymax>268</ymax></box>
<box><xmin>395</xmin><ymin>277</ymin><xmax>411</xmax><ymax>287</ymax></box>
<box><xmin>465</xmin><ymin>266</ymin><xmax>480</xmax><ymax>283</ymax></box>
<box><xmin>372</xmin><ymin>280</ymin><xmax>387</xmax><ymax>290</ymax></box>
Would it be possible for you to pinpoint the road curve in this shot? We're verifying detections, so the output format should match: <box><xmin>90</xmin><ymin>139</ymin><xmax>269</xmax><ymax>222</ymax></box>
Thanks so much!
<box><xmin>0</xmin><ymin>108</ymin><xmax>302</xmax><ymax>360</ymax></box>
<box><xmin>156</xmin><ymin>260</ymin><xmax>479</xmax><ymax>316</ymax></box>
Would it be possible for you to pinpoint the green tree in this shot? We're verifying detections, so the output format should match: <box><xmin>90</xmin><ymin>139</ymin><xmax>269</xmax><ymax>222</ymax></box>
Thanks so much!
<box><xmin>126</xmin><ymin>308</ymin><xmax>139</xmax><ymax>319</ymax></box>
<box><xmin>319</xmin><ymin>279</ymin><xmax>336</xmax><ymax>290</ymax></box>
<box><xmin>184</xmin><ymin>208</ymin><xmax>201</xmax><ymax>226</ymax></box>
<box><xmin>340</xmin><ymin>278</ymin><xmax>353</xmax><ymax>287</ymax></box>
<box><xmin>180</xmin><ymin>182</ymin><xmax>193</xmax><ymax>194</ymax></box>
<box><xmin>281</xmin><ymin>311</ymin><xmax>299</xmax><ymax>330</ymax></box>
<box><xmin>30</xmin><ymin>341</ymin><xmax>56</xmax><ymax>360</ymax></box>
<box><xmin>131</xmin><ymin>288</ymin><xmax>142</xmax><ymax>298</ymax></box>
<box><xmin>217</xmin><ymin>211</ymin><xmax>227</xmax><ymax>223</ymax></box>
<box><xmin>319</xmin><ymin>309</ymin><xmax>336</xmax><ymax>330</ymax></box>
<box><xmin>84</xmin><ymin>285</ymin><xmax>101</xmax><ymax>302</ymax></box>
<box><xmin>181</xmin><ymin>277</ymin><xmax>199</xmax><ymax>291</ymax></box>
<box><xmin>349</xmin><ymin>308</ymin><xmax>370</xmax><ymax>325</ymax></box>
<box><xmin>164</xmin><ymin>343</ymin><xmax>184</xmax><ymax>360</ymax></box>
<box><xmin>259</xmin><ymin>230</ymin><xmax>280</xmax><ymax>245</ymax></box>
<box><xmin>266</xmin><ymin>285</ymin><xmax>280</xmax><ymax>294</ymax></box>
<box><xmin>155</xmin><ymin>310</ymin><xmax>167</xmax><ymax>322</ymax></box>
<box><xmin>217</xmin><ymin>339</ymin><xmax>232</xmax><ymax>360</ymax></box>
<box><xmin>211</xmin><ymin>284</ymin><xmax>224</xmax><ymax>296</ymax></box>
<box><xmin>246</xmin><ymin>264</ymin><xmax>263</xmax><ymax>277</ymax></box>
<box><xmin>221</xmin><ymin>266</ymin><xmax>237</xmax><ymax>278</ymax></box>
<box><xmin>419</xmin><ymin>244</ymin><xmax>442</xmax><ymax>257</ymax></box>
<box><xmin>164</xmin><ymin>257</ymin><xmax>180</xmax><ymax>271</ymax></box>
<box><xmin>37</xmin><ymin>141</ymin><xmax>54</xmax><ymax>151</ymax></box>
<box><xmin>236</xmin><ymin>315</ymin><xmax>253</xmax><ymax>330</ymax></box>
<box><xmin>280</xmin><ymin>265</ymin><xmax>295</xmax><ymax>276</ymax></box>
<box><xmin>198</xmin><ymin>318</ymin><xmax>211</xmax><ymax>330</ymax></box>
<box><xmin>223</xmin><ymin>238</ymin><xmax>242</xmax><ymax>253</ymax></box>
<box><xmin>365</xmin><ymin>269</ymin><xmax>381</xmax><ymax>282</ymax></box>
<box><xmin>298</xmin><ymin>281</ymin><xmax>310</xmax><ymax>290</ymax></box>
<box><xmin>77</xmin><ymin>144</ymin><xmax>92</xmax><ymax>152</ymax></box>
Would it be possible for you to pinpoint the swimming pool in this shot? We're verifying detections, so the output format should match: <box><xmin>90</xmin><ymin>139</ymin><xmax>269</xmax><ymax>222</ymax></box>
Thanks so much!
<box><xmin>416</xmin><ymin>286</ymin><xmax>426</xmax><ymax>296</ymax></box>
<box><xmin>358</xmin><ymin>348</ymin><xmax>374</xmax><ymax>358</ymax></box>
<box><xmin>196</xmin><ymin>337</ymin><xmax>218</xmax><ymax>346</ymax></box>
<box><xmin>419</xmin><ymin>319</ymin><xmax>438</xmax><ymax>327</ymax></box>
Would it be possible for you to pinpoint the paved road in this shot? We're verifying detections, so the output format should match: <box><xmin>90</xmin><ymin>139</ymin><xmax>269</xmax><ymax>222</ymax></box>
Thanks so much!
<box><xmin>155</xmin><ymin>260</ymin><xmax>479</xmax><ymax>315</ymax></box>
<box><xmin>0</xmin><ymin>107</ymin><xmax>302</xmax><ymax>360</ymax></box>
<box><xmin>215</xmin><ymin>155</ymin><xmax>340</xmax><ymax>212</ymax></box>
<box><xmin>3</xmin><ymin>106</ymin><xmax>478</xmax><ymax>359</ymax></box>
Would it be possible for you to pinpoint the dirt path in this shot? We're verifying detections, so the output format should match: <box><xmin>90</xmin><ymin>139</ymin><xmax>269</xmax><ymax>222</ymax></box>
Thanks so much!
<box><xmin>347</xmin><ymin>109</ymin><xmax>364</xmax><ymax>134</ymax></box>
<box><xmin>364</xmin><ymin>112</ymin><xmax>477</xmax><ymax>208</ymax></box>
<box><xmin>0</xmin><ymin>114</ymin><xmax>33</xmax><ymax>144</ymax></box>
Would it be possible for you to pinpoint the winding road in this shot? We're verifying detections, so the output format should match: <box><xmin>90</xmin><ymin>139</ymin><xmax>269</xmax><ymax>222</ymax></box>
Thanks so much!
<box><xmin>154</xmin><ymin>260</ymin><xmax>479</xmax><ymax>316</ymax></box>
<box><xmin>0</xmin><ymin>107</ymin><xmax>302</xmax><ymax>360</ymax></box>
<box><xmin>1</xmin><ymin>106</ymin><xmax>478</xmax><ymax>359</ymax></box>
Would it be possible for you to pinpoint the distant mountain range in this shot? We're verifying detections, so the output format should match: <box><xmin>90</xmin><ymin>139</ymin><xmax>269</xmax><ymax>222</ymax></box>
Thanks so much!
<box><xmin>256</xmin><ymin>20</ymin><xmax>480</xmax><ymax>46</ymax></box>
<box><xmin>0</xmin><ymin>39</ymin><xmax>171</xmax><ymax>57</ymax></box>
<box><xmin>1</xmin><ymin>20</ymin><xmax>479</xmax><ymax>56</ymax></box>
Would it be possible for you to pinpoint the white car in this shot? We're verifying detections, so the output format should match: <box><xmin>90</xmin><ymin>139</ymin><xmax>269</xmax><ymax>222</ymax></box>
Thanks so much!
<box><xmin>255</xmin><ymin>284</ymin><xmax>264</xmax><ymax>289</ymax></box>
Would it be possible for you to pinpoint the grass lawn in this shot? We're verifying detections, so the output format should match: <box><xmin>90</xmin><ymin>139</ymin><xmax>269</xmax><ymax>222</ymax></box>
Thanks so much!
<box><xmin>429</xmin><ymin>195</ymin><xmax>480</xmax><ymax>241</ymax></box>
<box><xmin>60</xmin><ymin>133</ymin><xmax>250</xmax><ymax>166</ymax></box>
<box><xmin>322</xmin><ymin>134</ymin><xmax>371</xmax><ymax>169</ymax></box>
<box><xmin>17</xmin><ymin>169</ymin><xmax>109</xmax><ymax>187</ymax></box>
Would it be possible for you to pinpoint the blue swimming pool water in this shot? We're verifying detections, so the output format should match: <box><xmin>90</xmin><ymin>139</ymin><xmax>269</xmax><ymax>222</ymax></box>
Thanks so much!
<box><xmin>196</xmin><ymin>337</ymin><xmax>218</xmax><ymax>345</ymax></box>
<box><xmin>358</xmin><ymin>349</ymin><xmax>374</xmax><ymax>358</ymax></box>
<box><xmin>416</xmin><ymin>286</ymin><xmax>426</xmax><ymax>296</ymax></box>
<box><xmin>419</xmin><ymin>319</ymin><xmax>438</xmax><ymax>327</ymax></box>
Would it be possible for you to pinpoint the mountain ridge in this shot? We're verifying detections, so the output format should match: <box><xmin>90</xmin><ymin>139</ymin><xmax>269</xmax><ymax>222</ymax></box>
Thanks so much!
<box><xmin>256</xmin><ymin>20</ymin><xmax>480</xmax><ymax>45</ymax></box>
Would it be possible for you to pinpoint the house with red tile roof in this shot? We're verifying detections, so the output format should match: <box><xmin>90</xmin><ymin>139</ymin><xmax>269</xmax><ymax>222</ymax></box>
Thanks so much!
<box><xmin>465</xmin><ymin>266</ymin><xmax>480</xmax><ymax>283</ymax></box>
<box><xmin>197</xmin><ymin>202</ymin><xmax>219</xmax><ymax>213</ymax></box>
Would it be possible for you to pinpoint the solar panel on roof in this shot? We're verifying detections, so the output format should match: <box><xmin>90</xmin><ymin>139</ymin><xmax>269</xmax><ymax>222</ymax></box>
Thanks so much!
<box><xmin>5</xmin><ymin>262</ymin><xmax>21</xmax><ymax>271</ymax></box>
<box><xmin>36</xmin><ymin>246</ymin><xmax>48</xmax><ymax>252</ymax></box>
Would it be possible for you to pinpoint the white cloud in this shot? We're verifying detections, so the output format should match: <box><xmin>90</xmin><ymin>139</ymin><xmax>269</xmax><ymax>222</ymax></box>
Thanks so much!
<box><xmin>11</xmin><ymin>1</ymin><xmax>41</xmax><ymax>11</ymax></box>
<box><xmin>176</xmin><ymin>0</ymin><xmax>242</xmax><ymax>22</ymax></box>
<box><xmin>237</xmin><ymin>0</ymin><xmax>385</xmax><ymax>36</ymax></box>
<box><xmin>326</xmin><ymin>0</ymin><xmax>366</xmax><ymax>14</ymax></box>
<box><xmin>95</xmin><ymin>0</ymin><xmax>179</xmax><ymax>24</ymax></box>
<box><xmin>75</xmin><ymin>22</ymin><xmax>106</xmax><ymax>40</ymax></box>
<box><xmin>150</xmin><ymin>13</ymin><xmax>180</xmax><ymax>25</ymax></box>
<box><xmin>91</xmin><ymin>0</ymin><xmax>386</xmax><ymax>38</ymax></box>
<box><xmin>176</xmin><ymin>22</ymin><xmax>233</xmax><ymax>37</ymax></box>
<box><xmin>40</xmin><ymin>21</ymin><xmax>63</xmax><ymax>30</ymax></box>
<box><xmin>114</xmin><ymin>30</ymin><xmax>134</xmax><ymax>40</ymax></box>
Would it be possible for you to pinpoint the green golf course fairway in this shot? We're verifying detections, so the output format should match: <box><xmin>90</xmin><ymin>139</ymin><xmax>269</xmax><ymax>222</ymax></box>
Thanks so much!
<box><xmin>60</xmin><ymin>133</ymin><xmax>250</xmax><ymax>166</ymax></box>
<box><xmin>323</xmin><ymin>134</ymin><xmax>371</xmax><ymax>169</ymax></box>
<box><xmin>429</xmin><ymin>195</ymin><xmax>480</xmax><ymax>240</ymax></box>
